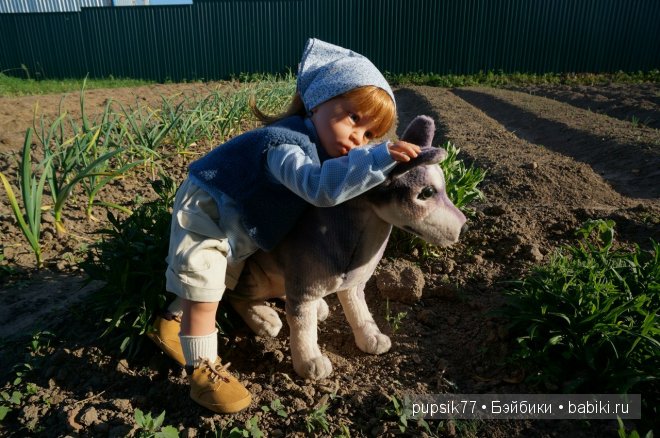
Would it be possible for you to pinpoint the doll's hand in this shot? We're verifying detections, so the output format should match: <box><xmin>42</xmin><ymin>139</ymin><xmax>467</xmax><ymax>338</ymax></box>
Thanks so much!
<box><xmin>387</xmin><ymin>140</ymin><xmax>421</xmax><ymax>162</ymax></box>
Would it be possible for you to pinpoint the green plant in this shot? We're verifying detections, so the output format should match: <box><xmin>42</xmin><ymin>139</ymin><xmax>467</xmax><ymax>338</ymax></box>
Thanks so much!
<box><xmin>500</xmin><ymin>220</ymin><xmax>658</xmax><ymax>402</ymax></box>
<box><xmin>384</xmin><ymin>299</ymin><xmax>407</xmax><ymax>333</ymax></box>
<box><xmin>384</xmin><ymin>395</ymin><xmax>408</xmax><ymax>433</ymax></box>
<box><xmin>383</xmin><ymin>395</ymin><xmax>431</xmax><ymax>434</ymax></box>
<box><xmin>74</xmin><ymin>98</ymin><xmax>145</xmax><ymax>220</ymax></box>
<box><xmin>0</xmin><ymin>385</ymin><xmax>21</xmax><ymax>422</ymax></box>
<box><xmin>142</xmin><ymin>84</ymin><xmax>299</xmax><ymax>162</ymax></box>
<box><xmin>384</xmin><ymin>69</ymin><xmax>660</xmax><ymax>88</ymax></box>
<box><xmin>51</xmin><ymin>128</ymin><xmax>131</xmax><ymax>233</ymax></box>
<box><xmin>161</xmin><ymin>96</ymin><xmax>199</xmax><ymax>153</ymax></box>
<box><xmin>160</xmin><ymin>92</ymin><xmax>222</xmax><ymax>154</ymax></box>
<box><xmin>121</xmin><ymin>101</ymin><xmax>179</xmax><ymax>153</ymax></box>
<box><xmin>305</xmin><ymin>402</ymin><xmax>330</xmax><ymax>434</ymax></box>
<box><xmin>226</xmin><ymin>415</ymin><xmax>263</xmax><ymax>438</ymax></box>
<box><xmin>0</xmin><ymin>328</ymin><xmax>61</xmax><ymax>426</ymax></box>
<box><xmin>34</xmin><ymin>85</ymin><xmax>144</xmax><ymax>232</ymax></box>
<box><xmin>246</xmin><ymin>76</ymin><xmax>297</xmax><ymax>117</ymax></box>
<box><xmin>79</xmin><ymin>153</ymin><xmax>143</xmax><ymax>220</ymax></box>
<box><xmin>0</xmin><ymin>72</ymin><xmax>152</xmax><ymax>97</ymax></box>
<box><xmin>333</xmin><ymin>423</ymin><xmax>351</xmax><ymax>438</ymax></box>
<box><xmin>208</xmin><ymin>91</ymin><xmax>249</xmax><ymax>140</ymax></box>
<box><xmin>334</xmin><ymin>423</ymin><xmax>351</xmax><ymax>437</ymax></box>
<box><xmin>0</xmin><ymin>128</ymin><xmax>51</xmax><ymax>267</ymax></box>
<box><xmin>134</xmin><ymin>409</ymin><xmax>178</xmax><ymax>438</ymax></box>
<box><xmin>28</xmin><ymin>331</ymin><xmax>54</xmax><ymax>356</ymax></box>
<box><xmin>439</xmin><ymin>141</ymin><xmax>486</xmax><ymax>210</ymax></box>
<box><xmin>261</xmin><ymin>398</ymin><xmax>288</xmax><ymax>418</ymax></box>
<box><xmin>0</xmin><ymin>360</ymin><xmax>37</xmax><ymax>425</ymax></box>
<box><xmin>199</xmin><ymin>78</ymin><xmax>295</xmax><ymax>144</ymax></box>
<box><xmin>81</xmin><ymin>173</ymin><xmax>176</xmax><ymax>356</ymax></box>
<box><xmin>616</xmin><ymin>417</ymin><xmax>653</xmax><ymax>438</ymax></box>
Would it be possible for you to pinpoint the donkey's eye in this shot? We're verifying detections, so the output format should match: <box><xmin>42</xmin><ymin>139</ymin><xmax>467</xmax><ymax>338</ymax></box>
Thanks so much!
<box><xmin>418</xmin><ymin>186</ymin><xmax>437</xmax><ymax>200</ymax></box>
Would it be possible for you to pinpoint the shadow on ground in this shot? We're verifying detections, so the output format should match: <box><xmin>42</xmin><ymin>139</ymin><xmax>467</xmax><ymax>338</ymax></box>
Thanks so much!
<box><xmin>452</xmin><ymin>88</ymin><xmax>660</xmax><ymax>200</ymax></box>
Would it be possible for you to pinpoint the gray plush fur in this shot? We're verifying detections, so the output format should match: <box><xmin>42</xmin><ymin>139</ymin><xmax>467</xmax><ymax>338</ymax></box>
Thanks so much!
<box><xmin>227</xmin><ymin>115</ymin><xmax>467</xmax><ymax>379</ymax></box>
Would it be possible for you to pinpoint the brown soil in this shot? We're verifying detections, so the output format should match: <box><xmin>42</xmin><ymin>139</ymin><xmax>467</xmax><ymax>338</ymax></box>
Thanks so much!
<box><xmin>0</xmin><ymin>82</ymin><xmax>658</xmax><ymax>437</ymax></box>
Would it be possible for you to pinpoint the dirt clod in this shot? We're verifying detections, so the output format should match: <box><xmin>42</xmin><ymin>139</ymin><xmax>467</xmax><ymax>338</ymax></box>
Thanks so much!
<box><xmin>375</xmin><ymin>258</ymin><xmax>425</xmax><ymax>304</ymax></box>
<box><xmin>79</xmin><ymin>406</ymin><xmax>99</xmax><ymax>427</ymax></box>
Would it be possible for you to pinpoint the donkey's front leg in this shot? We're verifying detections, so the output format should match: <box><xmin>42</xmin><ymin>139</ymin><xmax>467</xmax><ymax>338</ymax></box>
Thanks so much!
<box><xmin>337</xmin><ymin>285</ymin><xmax>391</xmax><ymax>355</ymax></box>
<box><xmin>286</xmin><ymin>298</ymin><xmax>332</xmax><ymax>379</ymax></box>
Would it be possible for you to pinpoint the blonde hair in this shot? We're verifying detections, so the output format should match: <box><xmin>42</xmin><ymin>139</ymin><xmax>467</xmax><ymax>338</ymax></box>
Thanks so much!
<box><xmin>250</xmin><ymin>85</ymin><xmax>396</xmax><ymax>140</ymax></box>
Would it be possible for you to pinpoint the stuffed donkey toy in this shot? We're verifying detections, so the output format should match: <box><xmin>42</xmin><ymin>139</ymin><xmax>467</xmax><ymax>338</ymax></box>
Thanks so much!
<box><xmin>227</xmin><ymin>115</ymin><xmax>467</xmax><ymax>379</ymax></box>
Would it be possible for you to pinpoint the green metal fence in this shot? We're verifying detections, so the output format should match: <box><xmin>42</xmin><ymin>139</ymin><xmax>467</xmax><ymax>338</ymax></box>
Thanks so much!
<box><xmin>1</xmin><ymin>0</ymin><xmax>658</xmax><ymax>81</ymax></box>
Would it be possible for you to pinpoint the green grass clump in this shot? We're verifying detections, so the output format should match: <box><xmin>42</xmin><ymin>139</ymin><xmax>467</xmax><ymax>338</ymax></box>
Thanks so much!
<box><xmin>0</xmin><ymin>72</ymin><xmax>152</xmax><ymax>97</ymax></box>
<box><xmin>439</xmin><ymin>141</ymin><xmax>486</xmax><ymax>210</ymax></box>
<box><xmin>4</xmin><ymin>69</ymin><xmax>658</xmax><ymax>98</ymax></box>
<box><xmin>134</xmin><ymin>409</ymin><xmax>178</xmax><ymax>438</ymax></box>
<box><xmin>386</xmin><ymin>69</ymin><xmax>660</xmax><ymax>88</ymax></box>
<box><xmin>500</xmin><ymin>220</ymin><xmax>658</xmax><ymax>405</ymax></box>
<box><xmin>0</xmin><ymin>128</ymin><xmax>50</xmax><ymax>267</ymax></box>
<box><xmin>81</xmin><ymin>175</ymin><xmax>176</xmax><ymax>357</ymax></box>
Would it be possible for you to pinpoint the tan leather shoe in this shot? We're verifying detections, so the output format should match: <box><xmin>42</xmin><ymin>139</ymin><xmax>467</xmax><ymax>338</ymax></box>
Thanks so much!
<box><xmin>189</xmin><ymin>357</ymin><xmax>252</xmax><ymax>414</ymax></box>
<box><xmin>147</xmin><ymin>313</ymin><xmax>185</xmax><ymax>366</ymax></box>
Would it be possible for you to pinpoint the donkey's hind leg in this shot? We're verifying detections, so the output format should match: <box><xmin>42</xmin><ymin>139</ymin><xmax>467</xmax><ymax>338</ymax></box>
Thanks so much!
<box><xmin>337</xmin><ymin>284</ymin><xmax>391</xmax><ymax>355</ymax></box>
<box><xmin>229</xmin><ymin>299</ymin><xmax>282</xmax><ymax>337</ymax></box>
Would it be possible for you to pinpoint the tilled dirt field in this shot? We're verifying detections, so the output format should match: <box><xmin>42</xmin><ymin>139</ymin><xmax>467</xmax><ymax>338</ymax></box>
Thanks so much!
<box><xmin>0</xmin><ymin>81</ymin><xmax>659</xmax><ymax>437</ymax></box>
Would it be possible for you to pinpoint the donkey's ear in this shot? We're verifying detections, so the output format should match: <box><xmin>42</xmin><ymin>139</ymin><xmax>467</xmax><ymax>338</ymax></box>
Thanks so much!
<box><xmin>389</xmin><ymin>146</ymin><xmax>448</xmax><ymax>178</ymax></box>
<box><xmin>400</xmin><ymin>115</ymin><xmax>435</xmax><ymax>148</ymax></box>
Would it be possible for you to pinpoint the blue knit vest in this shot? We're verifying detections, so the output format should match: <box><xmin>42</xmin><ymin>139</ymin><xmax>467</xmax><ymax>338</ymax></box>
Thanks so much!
<box><xmin>188</xmin><ymin>116</ymin><xmax>326</xmax><ymax>251</ymax></box>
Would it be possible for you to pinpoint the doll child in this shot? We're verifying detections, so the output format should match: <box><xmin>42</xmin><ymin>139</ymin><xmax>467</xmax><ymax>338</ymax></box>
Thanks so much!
<box><xmin>149</xmin><ymin>38</ymin><xmax>420</xmax><ymax>413</ymax></box>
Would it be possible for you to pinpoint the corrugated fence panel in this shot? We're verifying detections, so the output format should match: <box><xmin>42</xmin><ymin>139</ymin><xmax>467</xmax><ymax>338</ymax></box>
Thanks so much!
<box><xmin>0</xmin><ymin>0</ymin><xmax>658</xmax><ymax>80</ymax></box>
<box><xmin>0</xmin><ymin>0</ymin><xmax>110</xmax><ymax>13</ymax></box>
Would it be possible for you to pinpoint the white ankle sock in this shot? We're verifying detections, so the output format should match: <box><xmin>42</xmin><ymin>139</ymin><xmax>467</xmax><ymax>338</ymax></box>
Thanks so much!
<box><xmin>166</xmin><ymin>297</ymin><xmax>184</xmax><ymax>318</ymax></box>
<box><xmin>180</xmin><ymin>330</ymin><xmax>218</xmax><ymax>367</ymax></box>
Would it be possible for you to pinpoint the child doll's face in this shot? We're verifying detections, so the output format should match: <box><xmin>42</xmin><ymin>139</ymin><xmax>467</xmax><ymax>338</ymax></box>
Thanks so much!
<box><xmin>310</xmin><ymin>96</ymin><xmax>380</xmax><ymax>157</ymax></box>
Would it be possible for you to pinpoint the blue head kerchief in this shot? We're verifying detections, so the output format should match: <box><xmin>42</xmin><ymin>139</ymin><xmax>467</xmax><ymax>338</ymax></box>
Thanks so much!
<box><xmin>297</xmin><ymin>38</ymin><xmax>396</xmax><ymax>112</ymax></box>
